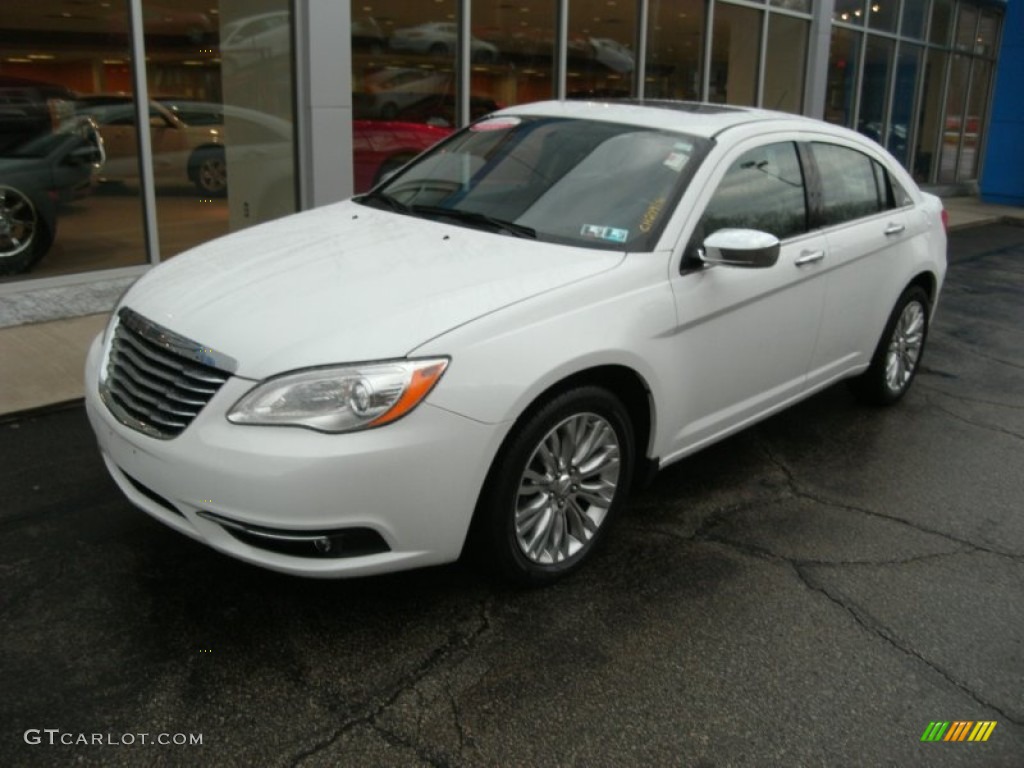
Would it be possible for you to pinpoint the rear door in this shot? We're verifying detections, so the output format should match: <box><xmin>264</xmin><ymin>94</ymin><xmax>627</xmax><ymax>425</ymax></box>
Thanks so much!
<box><xmin>803</xmin><ymin>141</ymin><xmax>917</xmax><ymax>387</ymax></box>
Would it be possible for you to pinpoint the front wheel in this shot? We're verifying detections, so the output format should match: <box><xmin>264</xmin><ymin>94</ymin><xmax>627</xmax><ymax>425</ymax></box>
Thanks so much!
<box><xmin>851</xmin><ymin>285</ymin><xmax>930</xmax><ymax>405</ymax></box>
<box><xmin>471</xmin><ymin>386</ymin><xmax>635</xmax><ymax>585</ymax></box>
<box><xmin>192</xmin><ymin>147</ymin><xmax>227</xmax><ymax>196</ymax></box>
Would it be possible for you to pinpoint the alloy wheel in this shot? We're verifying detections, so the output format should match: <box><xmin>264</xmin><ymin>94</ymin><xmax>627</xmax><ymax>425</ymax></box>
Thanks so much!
<box><xmin>514</xmin><ymin>412</ymin><xmax>621</xmax><ymax>564</ymax></box>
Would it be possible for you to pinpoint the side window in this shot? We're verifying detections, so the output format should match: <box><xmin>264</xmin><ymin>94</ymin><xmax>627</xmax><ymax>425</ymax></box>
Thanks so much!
<box><xmin>696</xmin><ymin>142</ymin><xmax>808</xmax><ymax>244</ymax></box>
<box><xmin>811</xmin><ymin>143</ymin><xmax>883</xmax><ymax>226</ymax></box>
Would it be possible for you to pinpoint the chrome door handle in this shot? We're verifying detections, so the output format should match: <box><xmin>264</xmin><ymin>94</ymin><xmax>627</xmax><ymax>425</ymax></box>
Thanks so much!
<box><xmin>884</xmin><ymin>223</ymin><xmax>906</xmax><ymax>236</ymax></box>
<box><xmin>794</xmin><ymin>250</ymin><xmax>825</xmax><ymax>266</ymax></box>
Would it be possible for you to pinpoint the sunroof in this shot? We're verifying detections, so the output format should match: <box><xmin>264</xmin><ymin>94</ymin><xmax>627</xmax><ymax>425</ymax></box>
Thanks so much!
<box><xmin>601</xmin><ymin>99</ymin><xmax>747</xmax><ymax>115</ymax></box>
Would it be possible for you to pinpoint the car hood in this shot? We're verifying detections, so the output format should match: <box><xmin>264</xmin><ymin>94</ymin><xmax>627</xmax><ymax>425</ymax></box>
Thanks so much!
<box><xmin>123</xmin><ymin>200</ymin><xmax>624</xmax><ymax>379</ymax></box>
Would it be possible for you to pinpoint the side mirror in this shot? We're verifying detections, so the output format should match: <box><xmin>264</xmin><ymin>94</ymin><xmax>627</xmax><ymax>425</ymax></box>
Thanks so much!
<box><xmin>700</xmin><ymin>228</ymin><xmax>780</xmax><ymax>268</ymax></box>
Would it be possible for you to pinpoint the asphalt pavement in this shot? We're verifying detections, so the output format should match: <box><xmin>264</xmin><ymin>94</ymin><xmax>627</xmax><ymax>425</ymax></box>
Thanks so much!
<box><xmin>2</xmin><ymin>223</ymin><xmax>1022</xmax><ymax>767</ymax></box>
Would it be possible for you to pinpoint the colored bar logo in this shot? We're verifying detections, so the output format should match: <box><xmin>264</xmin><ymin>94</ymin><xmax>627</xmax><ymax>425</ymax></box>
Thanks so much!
<box><xmin>921</xmin><ymin>721</ymin><xmax>997</xmax><ymax>742</ymax></box>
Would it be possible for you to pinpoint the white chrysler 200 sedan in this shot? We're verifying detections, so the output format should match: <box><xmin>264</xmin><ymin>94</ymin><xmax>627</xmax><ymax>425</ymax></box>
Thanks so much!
<box><xmin>84</xmin><ymin>100</ymin><xmax>947</xmax><ymax>584</ymax></box>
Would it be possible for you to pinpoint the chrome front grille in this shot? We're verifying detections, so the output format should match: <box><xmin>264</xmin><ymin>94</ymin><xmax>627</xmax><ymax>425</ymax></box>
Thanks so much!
<box><xmin>101</xmin><ymin>308</ymin><xmax>235</xmax><ymax>439</ymax></box>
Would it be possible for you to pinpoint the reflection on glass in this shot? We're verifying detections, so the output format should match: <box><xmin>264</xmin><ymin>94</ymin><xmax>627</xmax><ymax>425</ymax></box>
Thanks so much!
<box><xmin>351</xmin><ymin>0</ymin><xmax>460</xmax><ymax>193</ymax></box>
<box><xmin>764</xmin><ymin>15</ymin><xmax>808</xmax><ymax>114</ymax></box>
<box><xmin>976</xmin><ymin>11</ymin><xmax>1000</xmax><ymax>57</ymax></box>
<box><xmin>954</xmin><ymin>5</ymin><xmax>978</xmax><ymax>51</ymax></box>
<box><xmin>567</xmin><ymin>0</ymin><xmax>638</xmax><ymax>99</ymax></box>
<box><xmin>914</xmin><ymin>49</ymin><xmax>946</xmax><ymax>182</ymax></box>
<box><xmin>958</xmin><ymin>59</ymin><xmax>991</xmax><ymax>180</ymax></box>
<box><xmin>645</xmin><ymin>0</ymin><xmax>704</xmax><ymax>100</ymax></box>
<box><xmin>833</xmin><ymin>0</ymin><xmax>867</xmax><ymax>25</ymax></box>
<box><xmin>868</xmin><ymin>0</ymin><xmax>898</xmax><ymax>33</ymax></box>
<box><xmin>888</xmin><ymin>45</ymin><xmax>922</xmax><ymax>165</ymax></box>
<box><xmin>930</xmin><ymin>0</ymin><xmax>954</xmax><ymax>46</ymax></box>
<box><xmin>142</xmin><ymin>0</ymin><xmax>296</xmax><ymax>260</ymax></box>
<box><xmin>471</xmin><ymin>1</ymin><xmax>554</xmax><ymax>114</ymax></box>
<box><xmin>0</xmin><ymin>4</ymin><xmax>145</xmax><ymax>280</ymax></box>
<box><xmin>771</xmin><ymin>0</ymin><xmax>811</xmax><ymax>12</ymax></box>
<box><xmin>938</xmin><ymin>54</ymin><xmax>969</xmax><ymax>182</ymax></box>
<box><xmin>709</xmin><ymin>3</ymin><xmax>762</xmax><ymax>107</ymax></box>
<box><xmin>826</xmin><ymin>28</ymin><xmax>861</xmax><ymax>128</ymax></box>
<box><xmin>900</xmin><ymin>0</ymin><xmax>928</xmax><ymax>40</ymax></box>
<box><xmin>858</xmin><ymin>37</ymin><xmax>894</xmax><ymax>146</ymax></box>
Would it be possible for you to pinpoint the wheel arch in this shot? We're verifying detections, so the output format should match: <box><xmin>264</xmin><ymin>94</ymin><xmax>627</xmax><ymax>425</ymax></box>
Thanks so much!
<box><xmin>485</xmin><ymin>363</ymin><xmax>657</xmax><ymax>496</ymax></box>
<box><xmin>907</xmin><ymin>270</ymin><xmax>938</xmax><ymax>305</ymax></box>
<box><xmin>461</xmin><ymin>362</ymin><xmax>657</xmax><ymax>563</ymax></box>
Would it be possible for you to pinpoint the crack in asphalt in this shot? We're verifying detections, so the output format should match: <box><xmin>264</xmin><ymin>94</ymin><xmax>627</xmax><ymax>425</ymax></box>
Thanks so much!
<box><xmin>637</xmin><ymin>436</ymin><xmax>1024</xmax><ymax>730</ymax></box>
<box><xmin>758</xmin><ymin>439</ymin><xmax>1024</xmax><ymax>563</ymax></box>
<box><xmin>792</xmin><ymin>564</ymin><xmax>1024</xmax><ymax>728</ymax></box>
<box><xmin>925</xmin><ymin>395</ymin><xmax>1024</xmax><ymax>442</ymax></box>
<box><xmin>934</xmin><ymin>331</ymin><xmax>1024</xmax><ymax>371</ymax></box>
<box><xmin>916</xmin><ymin>380</ymin><xmax>1024</xmax><ymax>411</ymax></box>
<box><xmin>289</xmin><ymin>597</ymin><xmax>492</xmax><ymax>768</ymax></box>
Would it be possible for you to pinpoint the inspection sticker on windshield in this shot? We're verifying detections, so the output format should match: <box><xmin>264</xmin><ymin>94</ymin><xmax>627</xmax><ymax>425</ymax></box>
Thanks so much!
<box><xmin>581</xmin><ymin>224</ymin><xmax>629</xmax><ymax>243</ymax></box>
<box><xmin>663</xmin><ymin>142</ymin><xmax>693</xmax><ymax>173</ymax></box>
<box><xmin>470</xmin><ymin>116</ymin><xmax>521</xmax><ymax>132</ymax></box>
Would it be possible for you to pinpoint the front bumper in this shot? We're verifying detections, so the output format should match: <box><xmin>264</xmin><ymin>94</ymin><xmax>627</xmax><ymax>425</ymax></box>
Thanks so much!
<box><xmin>84</xmin><ymin>334</ymin><xmax>506</xmax><ymax>578</ymax></box>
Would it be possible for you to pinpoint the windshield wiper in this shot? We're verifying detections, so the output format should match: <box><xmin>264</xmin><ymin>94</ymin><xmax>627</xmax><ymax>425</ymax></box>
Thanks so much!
<box><xmin>353</xmin><ymin>190</ymin><xmax>411</xmax><ymax>214</ymax></box>
<box><xmin>409</xmin><ymin>205</ymin><xmax>537</xmax><ymax>239</ymax></box>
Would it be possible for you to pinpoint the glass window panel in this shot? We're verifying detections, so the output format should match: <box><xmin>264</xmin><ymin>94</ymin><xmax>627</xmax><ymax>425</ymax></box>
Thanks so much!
<box><xmin>938</xmin><ymin>53</ymin><xmax>969</xmax><ymax>183</ymax></box>
<box><xmin>955</xmin><ymin>5</ymin><xmax>978</xmax><ymax>51</ymax></box>
<box><xmin>900</xmin><ymin>0</ymin><xmax>929</xmax><ymax>39</ymax></box>
<box><xmin>709</xmin><ymin>4</ymin><xmax>762</xmax><ymax>107</ymax></box>
<box><xmin>645</xmin><ymin>0</ymin><xmax>704</xmax><ymax>100</ymax></box>
<box><xmin>567</xmin><ymin>0</ymin><xmax>638</xmax><ymax>99</ymax></box>
<box><xmin>913</xmin><ymin>48</ymin><xmax>946</xmax><ymax>182</ymax></box>
<box><xmin>857</xmin><ymin>37</ymin><xmax>894</xmax><ymax>146</ymax></box>
<box><xmin>471</xmin><ymin>0</ymin><xmax>554</xmax><ymax>116</ymax></box>
<box><xmin>764</xmin><ymin>15</ymin><xmax>808</xmax><ymax>113</ymax></box>
<box><xmin>811</xmin><ymin>143</ymin><xmax>883</xmax><ymax>226</ymax></box>
<box><xmin>834</xmin><ymin>0</ymin><xmax>867</xmax><ymax>25</ymax></box>
<box><xmin>868</xmin><ymin>0</ymin><xmax>898</xmax><ymax>33</ymax></box>
<box><xmin>698</xmin><ymin>142</ymin><xmax>808</xmax><ymax>240</ymax></box>
<box><xmin>958</xmin><ymin>59</ymin><xmax>991</xmax><ymax>180</ymax></box>
<box><xmin>888</xmin><ymin>44</ymin><xmax>922</xmax><ymax>166</ymax></box>
<box><xmin>351</xmin><ymin>0</ymin><xmax>458</xmax><ymax>193</ymax></box>
<box><xmin>826</xmin><ymin>27</ymin><xmax>861</xmax><ymax>128</ymax></box>
<box><xmin>0</xmin><ymin>1</ymin><xmax>146</xmax><ymax>281</ymax></box>
<box><xmin>929</xmin><ymin>0</ymin><xmax>953</xmax><ymax>45</ymax></box>
<box><xmin>976</xmin><ymin>11</ymin><xmax>1001</xmax><ymax>58</ymax></box>
<box><xmin>771</xmin><ymin>0</ymin><xmax>812</xmax><ymax>13</ymax></box>
<box><xmin>143</xmin><ymin>0</ymin><xmax>297</xmax><ymax>258</ymax></box>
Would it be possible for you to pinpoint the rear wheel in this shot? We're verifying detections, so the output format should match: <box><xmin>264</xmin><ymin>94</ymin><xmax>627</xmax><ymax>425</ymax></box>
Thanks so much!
<box><xmin>0</xmin><ymin>186</ymin><xmax>52</xmax><ymax>276</ymax></box>
<box><xmin>472</xmin><ymin>386</ymin><xmax>634</xmax><ymax>585</ymax></box>
<box><xmin>851</xmin><ymin>285</ymin><xmax>930</xmax><ymax>405</ymax></box>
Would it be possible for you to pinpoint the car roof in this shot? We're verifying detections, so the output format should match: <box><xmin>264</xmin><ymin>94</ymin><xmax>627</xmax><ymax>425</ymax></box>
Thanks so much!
<box><xmin>497</xmin><ymin>99</ymin><xmax>823</xmax><ymax>138</ymax></box>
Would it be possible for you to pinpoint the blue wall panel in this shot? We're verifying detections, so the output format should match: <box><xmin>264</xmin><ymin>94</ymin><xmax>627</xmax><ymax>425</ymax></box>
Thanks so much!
<box><xmin>981</xmin><ymin>0</ymin><xmax>1024</xmax><ymax>205</ymax></box>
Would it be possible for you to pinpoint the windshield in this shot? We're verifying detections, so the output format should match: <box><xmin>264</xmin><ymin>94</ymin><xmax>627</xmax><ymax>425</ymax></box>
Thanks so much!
<box><xmin>363</xmin><ymin>115</ymin><xmax>709</xmax><ymax>251</ymax></box>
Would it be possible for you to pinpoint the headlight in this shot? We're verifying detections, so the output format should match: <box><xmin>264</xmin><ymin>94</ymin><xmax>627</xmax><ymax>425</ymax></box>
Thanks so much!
<box><xmin>227</xmin><ymin>358</ymin><xmax>449</xmax><ymax>433</ymax></box>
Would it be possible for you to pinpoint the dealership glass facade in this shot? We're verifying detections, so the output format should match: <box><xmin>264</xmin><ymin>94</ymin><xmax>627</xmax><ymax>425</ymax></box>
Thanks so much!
<box><xmin>0</xmin><ymin>0</ymin><xmax>1005</xmax><ymax>296</ymax></box>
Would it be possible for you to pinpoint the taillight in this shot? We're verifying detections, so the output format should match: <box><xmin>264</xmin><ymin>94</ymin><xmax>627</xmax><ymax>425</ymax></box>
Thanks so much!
<box><xmin>940</xmin><ymin>208</ymin><xmax>949</xmax><ymax>232</ymax></box>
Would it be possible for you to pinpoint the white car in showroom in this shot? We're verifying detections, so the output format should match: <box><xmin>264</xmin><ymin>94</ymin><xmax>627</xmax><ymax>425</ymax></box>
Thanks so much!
<box><xmin>85</xmin><ymin>100</ymin><xmax>947</xmax><ymax>584</ymax></box>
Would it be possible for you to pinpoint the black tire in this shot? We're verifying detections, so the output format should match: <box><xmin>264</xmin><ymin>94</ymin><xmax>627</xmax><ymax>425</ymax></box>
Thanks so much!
<box><xmin>0</xmin><ymin>186</ymin><xmax>53</xmax><ymax>276</ymax></box>
<box><xmin>850</xmin><ymin>285</ymin><xmax>930</xmax><ymax>405</ymax></box>
<box><xmin>191</xmin><ymin>147</ymin><xmax>227</xmax><ymax>196</ymax></box>
<box><xmin>470</xmin><ymin>386</ymin><xmax>635</xmax><ymax>586</ymax></box>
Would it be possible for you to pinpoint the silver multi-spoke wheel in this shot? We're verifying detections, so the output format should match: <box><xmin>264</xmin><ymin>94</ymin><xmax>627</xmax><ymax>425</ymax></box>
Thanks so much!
<box><xmin>884</xmin><ymin>300</ymin><xmax>925</xmax><ymax>393</ymax></box>
<box><xmin>0</xmin><ymin>186</ymin><xmax>37</xmax><ymax>261</ymax></box>
<box><xmin>196</xmin><ymin>152</ymin><xmax>227</xmax><ymax>195</ymax></box>
<box><xmin>514</xmin><ymin>412</ymin><xmax>621</xmax><ymax>565</ymax></box>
